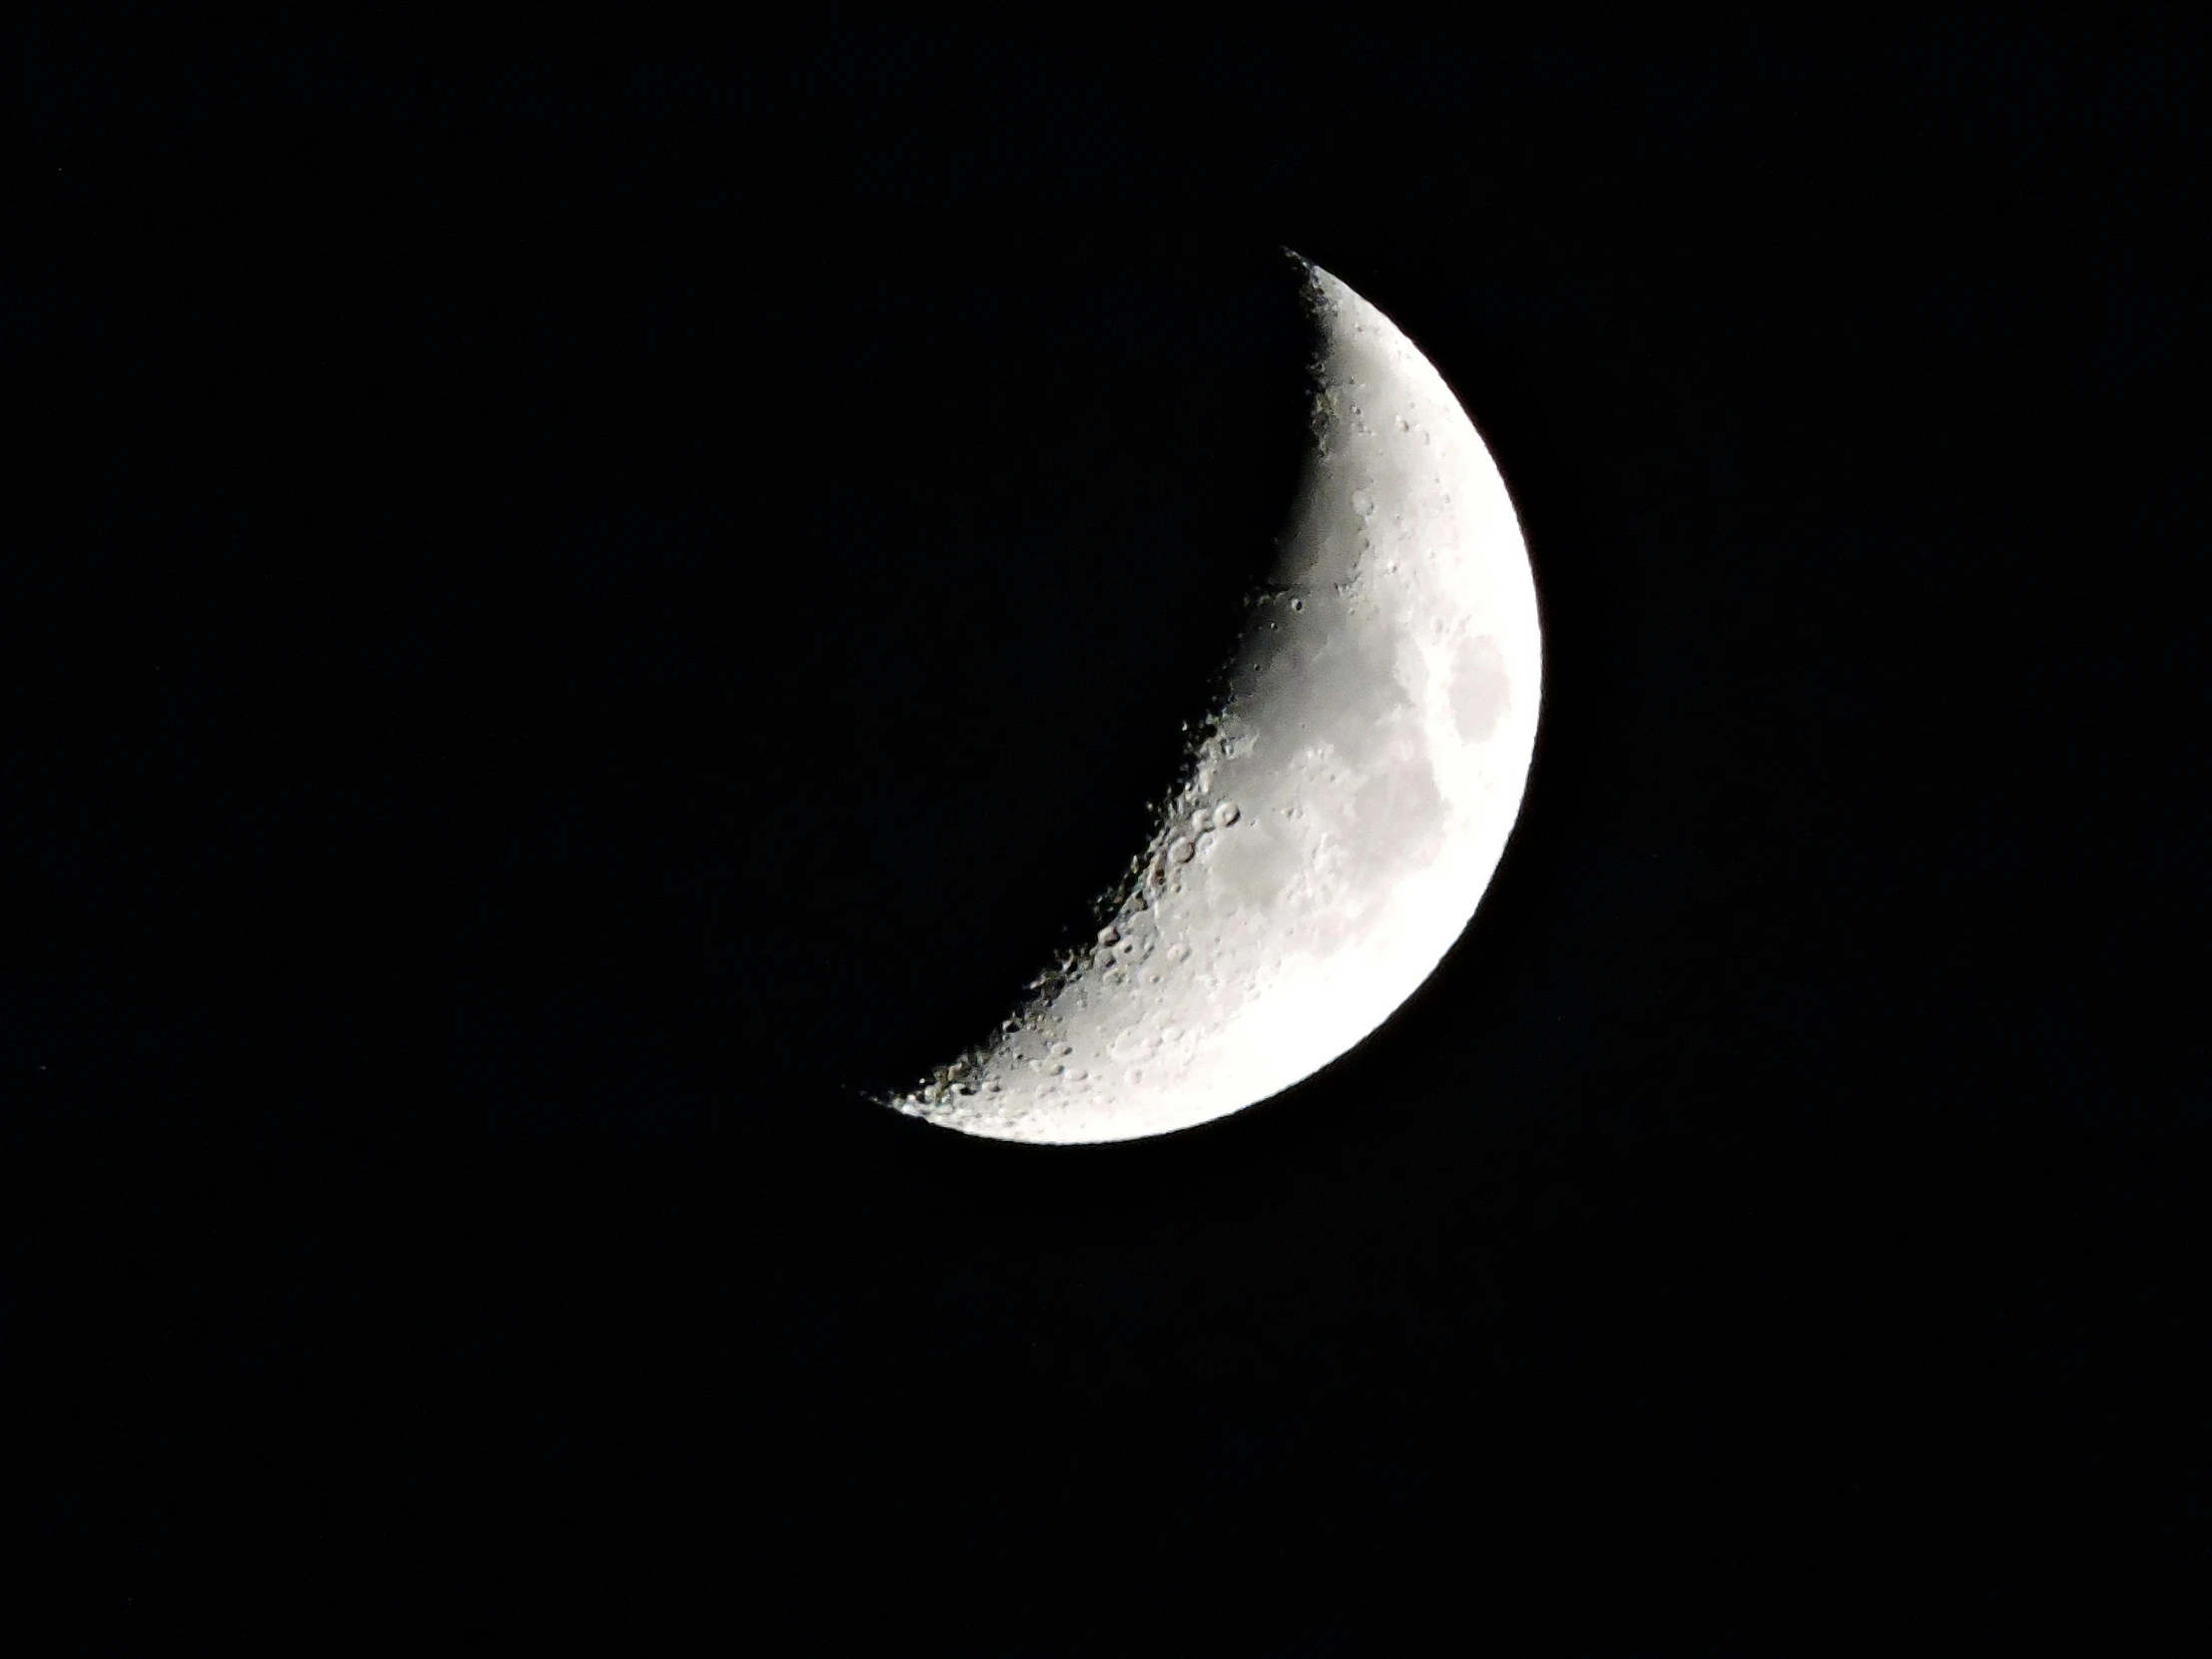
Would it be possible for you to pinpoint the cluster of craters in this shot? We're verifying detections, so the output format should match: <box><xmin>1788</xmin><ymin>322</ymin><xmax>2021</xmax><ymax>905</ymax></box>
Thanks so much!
<box><xmin>889</xmin><ymin>726</ymin><xmax>1249</xmax><ymax>1131</ymax></box>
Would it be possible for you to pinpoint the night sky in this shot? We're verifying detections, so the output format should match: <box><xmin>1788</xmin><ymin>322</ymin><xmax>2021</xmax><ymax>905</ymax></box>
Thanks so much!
<box><xmin>6</xmin><ymin>18</ymin><xmax>2201</xmax><ymax>1645</ymax></box>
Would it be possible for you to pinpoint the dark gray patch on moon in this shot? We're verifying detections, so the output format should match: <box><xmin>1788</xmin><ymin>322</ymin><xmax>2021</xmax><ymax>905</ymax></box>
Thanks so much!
<box><xmin>1451</xmin><ymin>634</ymin><xmax>1509</xmax><ymax>742</ymax></box>
<box><xmin>1351</xmin><ymin>753</ymin><xmax>1445</xmax><ymax>877</ymax></box>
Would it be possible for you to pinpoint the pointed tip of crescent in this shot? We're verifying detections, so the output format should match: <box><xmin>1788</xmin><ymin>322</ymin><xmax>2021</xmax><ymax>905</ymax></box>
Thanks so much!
<box><xmin>1286</xmin><ymin>258</ymin><xmax>1370</xmax><ymax>341</ymax></box>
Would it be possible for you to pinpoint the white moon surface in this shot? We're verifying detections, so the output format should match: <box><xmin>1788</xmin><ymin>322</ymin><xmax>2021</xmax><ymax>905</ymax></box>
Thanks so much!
<box><xmin>891</xmin><ymin>261</ymin><xmax>1541</xmax><ymax>1144</ymax></box>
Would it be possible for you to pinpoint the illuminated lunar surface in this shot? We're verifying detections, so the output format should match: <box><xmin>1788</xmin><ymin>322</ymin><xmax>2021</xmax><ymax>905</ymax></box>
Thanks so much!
<box><xmin>891</xmin><ymin>261</ymin><xmax>1542</xmax><ymax>1144</ymax></box>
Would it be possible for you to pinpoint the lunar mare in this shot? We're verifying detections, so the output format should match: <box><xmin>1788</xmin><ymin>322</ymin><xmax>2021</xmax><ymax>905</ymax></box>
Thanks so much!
<box><xmin>891</xmin><ymin>261</ymin><xmax>1541</xmax><ymax>1144</ymax></box>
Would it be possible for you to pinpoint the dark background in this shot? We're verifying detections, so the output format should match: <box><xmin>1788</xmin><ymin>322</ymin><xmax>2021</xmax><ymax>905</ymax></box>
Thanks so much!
<box><xmin>5</xmin><ymin>17</ymin><xmax>2203</xmax><ymax>1646</ymax></box>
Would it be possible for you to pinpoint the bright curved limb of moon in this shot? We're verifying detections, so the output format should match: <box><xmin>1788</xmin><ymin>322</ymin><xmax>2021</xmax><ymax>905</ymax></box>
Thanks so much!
<box><xmin>891</xmin><ymin>260</ymin><xmax>1542</xmax><ymax>1144</ymax></box>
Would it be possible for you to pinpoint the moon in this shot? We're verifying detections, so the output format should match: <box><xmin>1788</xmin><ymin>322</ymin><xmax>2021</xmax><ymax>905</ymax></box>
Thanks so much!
<box><xmin>890</xmin><ymin>260</ymin><xmax>1541</xmax><ymax>1144</ymax></box>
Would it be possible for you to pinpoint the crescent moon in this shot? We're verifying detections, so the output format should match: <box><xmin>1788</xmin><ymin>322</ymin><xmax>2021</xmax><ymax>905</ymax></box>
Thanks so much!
<box><xmin>891</xmin><ymin>260</ymin><xmax>1541</xmax><ymax>1144</ymax></box>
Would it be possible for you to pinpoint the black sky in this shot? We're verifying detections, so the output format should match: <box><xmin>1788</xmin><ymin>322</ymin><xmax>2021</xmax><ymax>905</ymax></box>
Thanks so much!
<box><xmin>5</xmin><ymin>17</ymin><xmax>2203</xmax><ymax>1646</ymax></box>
